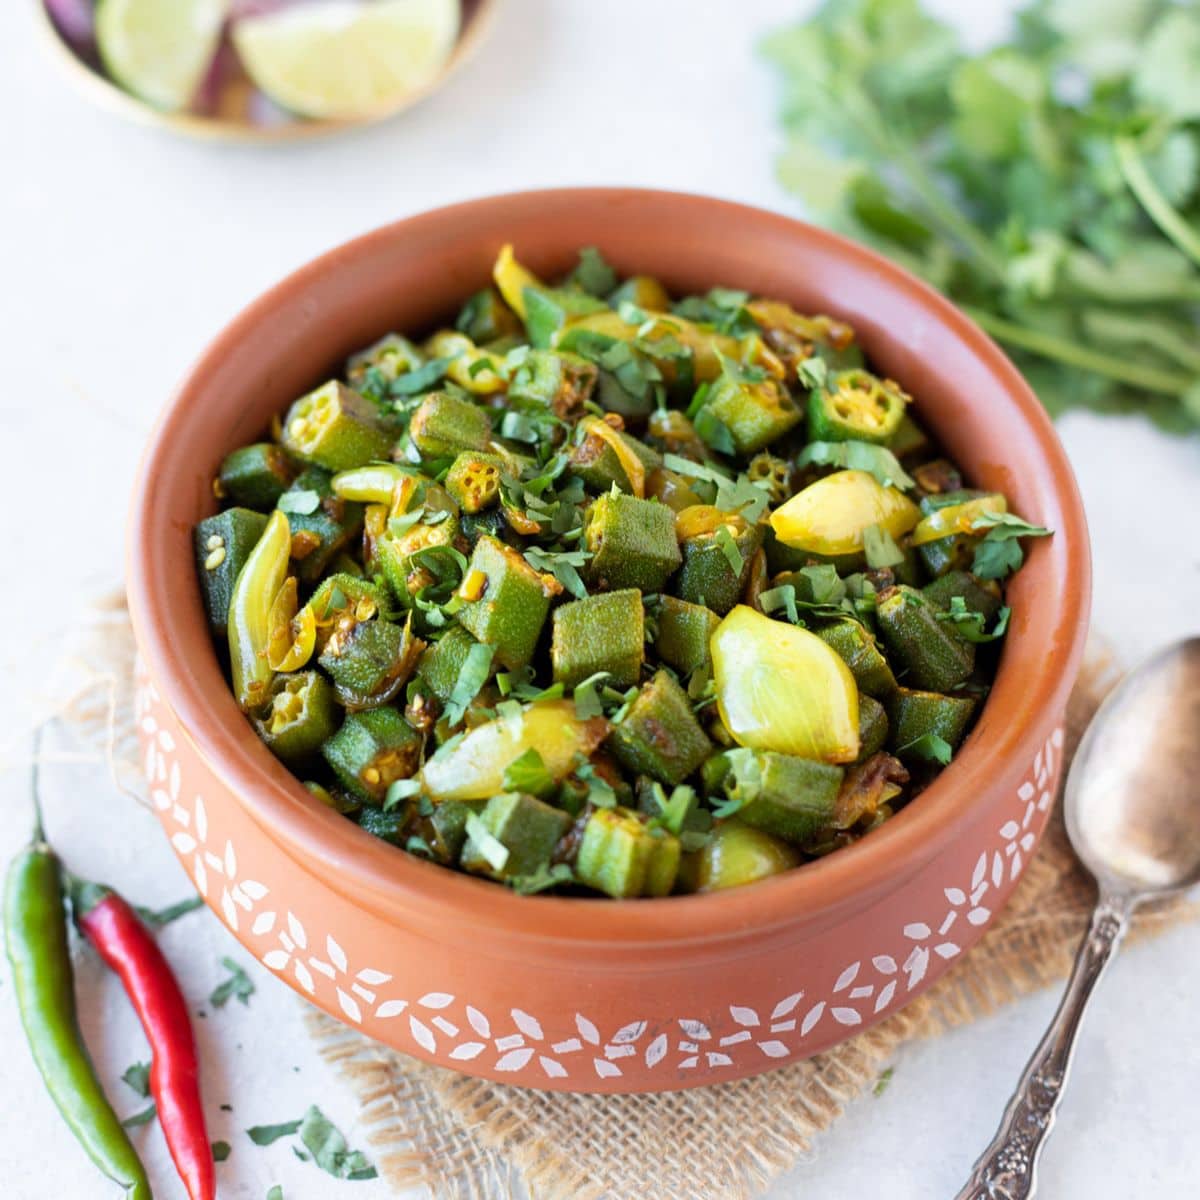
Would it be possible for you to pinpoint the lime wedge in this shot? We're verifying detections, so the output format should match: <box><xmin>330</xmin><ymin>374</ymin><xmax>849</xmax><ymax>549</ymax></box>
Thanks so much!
<box><xmin>232</xmin><ymin>0</ymin><xmax>461</xmax><ymax>120</ymax></box>
<box><xmin>96</xmin><ymin>0</ymin><xmax>230</xmax><ymax>112</ymax></box>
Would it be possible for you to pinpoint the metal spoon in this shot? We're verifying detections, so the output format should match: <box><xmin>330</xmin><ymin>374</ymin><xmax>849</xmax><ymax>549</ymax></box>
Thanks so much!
<box><xmin>957</xmin><ymin>637</ymin><xmax>1200</xmax><ymax>1200</ymax></box>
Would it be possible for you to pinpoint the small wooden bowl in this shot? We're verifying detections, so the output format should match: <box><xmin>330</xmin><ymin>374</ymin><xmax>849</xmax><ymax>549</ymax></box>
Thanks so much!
<box><xmin>36</xmin><ymin>0</ymin><xmax>497</xmax><ymax>143</ymax></box>
<box><xmin>127</xmin><ymin>190</ymin><xmax>1091</xmax><ymax>1092</ymax></box>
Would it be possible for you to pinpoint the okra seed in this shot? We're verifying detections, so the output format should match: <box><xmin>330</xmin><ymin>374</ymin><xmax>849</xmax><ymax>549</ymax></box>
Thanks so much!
<box><xmin>206</xmin><ymin>533</ymin><xmax>225</xmax><ymax>551</ymax></box>
<box><xmin>204</xmin><ymin>546</ymin><xmax>227</xmax><ymax>571</ymax></box>
<box><xmin>363</xmin><ymin>767</ymin><xmax>381</xmax><ymax>785</ymax></box>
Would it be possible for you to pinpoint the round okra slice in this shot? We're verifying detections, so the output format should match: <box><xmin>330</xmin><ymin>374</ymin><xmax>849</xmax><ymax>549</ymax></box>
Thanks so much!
<box><xmin>346</xmin><ymin>333</ymin><xmax>423</xmax><ymax>385</ymax></box>
<box><xmin>807</xmin><ymin>368</ymin><xmax>909</xmax><ymax>445</ymax></box>
<box><xmin>444</xmin><ymin>451</ymin><xmax>506</xmax><ymax>514</ymax></box>
<box><xmin>583</xmin><ymin>492</ymin><xmax>681</xmax><ymax>593</ymax></box>
<box><xmin>254</xmin><ymin>671</ymin><xmax>339</xmax><ymax>765</ymax></box>
<box><xmin>281</xmin><ymin>381</ymin><xmax>394</xmax><ymax>472</ymax></box>
<box><xmin>322</xmin><ymin>707</ymin><xmax>422</xmax><ymax>803</ymax></box>
<box><xmin>416</xmin><ymin>625</ymin><xmax>484</xmax><ymax>706</ymax></box>
<box><xmin>566</xmin><ymin>422</ymin><xmax>662</xmax><ymax>496</ymax></box>
<box><xmin>609</xmin><ymin>669</ymin><xmax>712</xmax><ymax>786</ymax></box>
<box><xmin>550</xmin><ymin>588</ymin><xmax>645</xmax><ymax>690</ymax></box>
<box><xmin>455</xmin><ymin>535</ymin><xmax>557</xmax><ymax>672</ymax></box>
<box><xmin>370</xmin><ymin>507</ymin><xmax>461</xmax><ymax>606</ymax></box>
<box><xmin>217</xmin><ymin>443</ymin><xmax>297</xmax><ymax>511</ymax></box>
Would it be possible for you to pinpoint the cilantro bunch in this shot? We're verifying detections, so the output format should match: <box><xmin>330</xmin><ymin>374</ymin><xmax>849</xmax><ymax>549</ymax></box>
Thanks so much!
<box><xmin>762</xmin><ymin>0</ymin><xmax>1200</xmax><ymax>433</ymax></box>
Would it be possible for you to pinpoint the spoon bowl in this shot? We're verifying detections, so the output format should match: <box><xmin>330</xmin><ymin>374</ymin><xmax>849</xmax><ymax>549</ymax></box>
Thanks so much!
<box><xmin>1066</xmin><ymin>637</ymin><xmax>1200</xmax><ymax>898</ymax></box>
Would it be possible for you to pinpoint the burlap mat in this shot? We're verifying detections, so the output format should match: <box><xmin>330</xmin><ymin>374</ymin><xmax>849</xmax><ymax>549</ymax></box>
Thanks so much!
<box><xmin>20</xmin><ymin>595</ymin><xmax>1200</xmax><ymax>1200</ymax></box>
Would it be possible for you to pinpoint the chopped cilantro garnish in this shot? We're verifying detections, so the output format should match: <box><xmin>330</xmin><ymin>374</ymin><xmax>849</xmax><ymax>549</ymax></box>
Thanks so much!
<box><xmin>898</xmin><ymin>733</ymin><xmax>953</xmax><ymax>766</ymax></box>
<box><xmin>465</xmin><ymin>813</ymin><xmax>510</xmax><ymax>872</ymax></box>
<box><xmin>443</xmin><ymin>642</ymin><xmax>496</xmax><ymax>726</ymax></box>
<box><xmin>503</xmin><ymin>748</ymin><xmax>555</xmax><ymax>797</ymax></box>
<box><xmin>277</xmin><ymin>489</ymin><xmax>321</xmax><ymax>516</ymax></box>
<box><xmin>863</xmin><ymin>523</ymin><xmax>905</xmax><ymax>568</ymax></box>
<box><xmin>210</xmin><ymin>958</ymin><xmax>254</xmax><ymax>1009</ymax></box>
<box><xmin>795</xmin><ymin>440</ymin><xmax>915</xmax><ymax>491</ymax></box>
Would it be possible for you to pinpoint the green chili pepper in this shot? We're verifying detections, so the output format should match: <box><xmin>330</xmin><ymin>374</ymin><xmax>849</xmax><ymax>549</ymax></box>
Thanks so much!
<box><xmin>5</xmin><ymin>791</ymin><xmax>152</xmax><ymax>1200</ymax></box>
<box><xmin>228</xmin><ymin>508</ymin><xmax>291</xmax><ymax>711</ymax></box>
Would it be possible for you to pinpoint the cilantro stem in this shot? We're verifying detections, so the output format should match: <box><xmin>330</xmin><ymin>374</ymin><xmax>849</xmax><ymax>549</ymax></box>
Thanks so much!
<box><xmin>964</xmin><ymin>306</ymin><xmax>1196</xmax><ymax>397</ymax></box>
<box><xmin>1114</xmin><ymin>135</ymin><xmax>1200</xmax><ymax>270</ymax></box>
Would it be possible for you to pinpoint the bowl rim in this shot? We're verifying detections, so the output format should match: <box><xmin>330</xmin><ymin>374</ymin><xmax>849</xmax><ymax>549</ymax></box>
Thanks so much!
<box><xmin>126</xmin><ymin>187</ymin><xmax>1091</xmax><ymax>950</ymax></box>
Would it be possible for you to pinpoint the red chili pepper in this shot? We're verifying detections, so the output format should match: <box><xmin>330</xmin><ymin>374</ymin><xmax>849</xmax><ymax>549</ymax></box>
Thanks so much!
<box><xmin>71</xmin><ymin>879</ymin><xmax>214</xmax><ymax>1200</ymax></box>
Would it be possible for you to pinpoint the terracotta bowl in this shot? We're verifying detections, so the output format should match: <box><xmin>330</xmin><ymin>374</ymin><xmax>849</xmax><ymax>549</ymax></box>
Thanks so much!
<box><xmin>126</xmin><ymin>189</ymin><xmax>1090</xmax><ymax>1093</ymax></box>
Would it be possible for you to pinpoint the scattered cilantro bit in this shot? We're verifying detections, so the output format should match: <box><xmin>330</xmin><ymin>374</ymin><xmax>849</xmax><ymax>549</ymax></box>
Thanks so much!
<box><xmin>386</xmin><ymin>508</ymin><xmax>424</xmax><ymax>538</ymax></box>
<box><xmin>390</xmin><ymin>356</ymin><xmax>454</xmax><ymax>396</ymax></box>
<box><xmin>277</xmin><ymin>490</ymin><xmax>321</xmax><ymax>516</ymax></box>
<box><xmin>693</xmin><ymin>406</ymin><xmax>737</xmax><ymax>456</ymax></box>
<box><xmin>383</xmin><ymin>777</ymin><xmax>423</xmax><ymax>811</ymax></box>
<box><xmin>968</xmin><ymin>512</ymin><xmax>1053</xmax><ymax>579</ymax></box>
<box><xmin>936</xmin><ymin>597</ymin><xmax>1012</xmax><ymax>643</ymax></box>
<box><xmin>674</xmin><ymin>288</ymin><xmax>760</xmax><ymax>337</ymax></box>
<box><xmin>123</xmin><ymin>1103</ymin><xmax>157</xmax><ymax>1129</ymax></box>
<box><xmin>499</xmin><ymin>410</ymin><xmax>542</xmax><ymax>443</ymax></box>
<box><xmin>576</xmin><ymin>761</ymin><xmax>617</xmax><ymax>808</ymax></box>
<box><xmin>121</xmin><ymin>1062</ymin><xmax>151</xmax><ymax>1098</ymax></box>
<box><xmin>873</xmin><ymin>1067</ymin><xmax>895</xmax><ymax>1098</ymax></box>
<box><xmin>662</xmin><ymin>453</ymin><xmax>771</xmax><ymax>522</ymax></box>
<box><xmin>570</xmin><ymin>246</ymin><xmax>619</xmax><ymax>296</ymax></box>
<box><xmin>898</xmin><ymin>733</ymin><xmax>953</xmax><ymax>766</ymax></box>
<box><xmin>465</xmin><ymin>813</ymin><xmax>510</xmax><ymax>873</ymax></box>
<box><xmin>503</xmin><ymin>748</ymin><xmax>555</xmax><ymax>797</ymax></box>
<box><xmin>524</xmin><ymin>544</ymin><xmax>591</xmax><ymax>600</ymax></box>
<box><xmin>443</xmin><ymin>641</ymin><xmax>497</xmax><ymax>726</ymax></box>
<box><xmin>246</xmin><ymin>1119</ymin><xmax>302</xmax><ymax>1147</ymax></box>
<box><xmin>797</xmin><ymin>356</ymin><xmax>828</xmax><ymax>389</ymax></box>
<box><xmin>212</xmin><ymin>1141</ymin><xmax>231</xmax><ymax>1162</ymax></box>
<box><xmin>296</xmin><ymin>1105</ymin><xmax>377</xmax><ymax>1180</ymax></box>
<box><xmin>267</xmin><ymin>1187</ymin><xmax>284</xmax><ymax>1200</ymax></box>
<box><xmin>134</xmin><ymin>895</ymin><xmax>204</xmax><ymax>928</ymax></box>
<box><xmin>572</xmin><ymin>671</ymin><xmax>610</xmax><ymax>720</ymax></box>
<box><xmin>509</xmin><ymin>862</ymin><xmax>575</xmax><ymax>895</ymax></box>
<box><xmin>713</xmin><ymin>524</ymin><xmax>745</xmax><ymax>575</ymax></box>
<box><xmin>210</xmin><ymin>958</ymin><xmax>255</xmax><ymax>1009</ymax></box>
<box><xmin>795</xmin><ymin>440</ymin><xmax>914</xmax><ymax>490</ymax></box>
<box><xmin>863</xmin><ymin>523</ymin><xmax>905</xmax><ymax>569</ymax></box>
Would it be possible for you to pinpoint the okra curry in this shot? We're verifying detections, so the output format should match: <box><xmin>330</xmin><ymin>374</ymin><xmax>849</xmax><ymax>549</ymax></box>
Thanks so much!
<box><xmin>195</xmin><ymin>246</ymin><xmax>1050</xmax><ymax>898</ymax></box>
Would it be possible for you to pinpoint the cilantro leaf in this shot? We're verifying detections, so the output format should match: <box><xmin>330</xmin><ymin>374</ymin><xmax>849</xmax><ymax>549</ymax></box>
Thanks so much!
<box><xmin>390</xmin><ymin>356</ymin><xmax>454</xmax><ymax>396</ymax></box>
<box><xmin>210</xmin><ymin>958</ymin><xmax>255</xmax><ymax>1009</ymax></box>
<box><xmin>297</xmin><ymin>1105</ymin><xmax>378</xmax><ymax>1181</ymax></box>
<box><xmin>443</xmin><ymin>641</ymin><xmax>496</xmax><ymax>726</ymax></box>
<box><xmin>795</xmin><ymin>441</ymin><xmax>915</xmax><ymax>491</ymax></box>
<box><xmin>509</xmin><ymin>863</ymin><xmax>575</xmax><ymax>895</ymax></box>
<box><xmin>213</xmin><ymin>1140</ymin><xmax>232</xmax><ymax>1162</ymax></box>
<box><xmin>503</xmin><ymin>748</ymin><xmax>555</xmax><ymax>797</ymax></box>
<box><xmin>898</xmin><ymin>733</ymin><xmax>953</xmax><ymax>766</ymax></box>
<box><xmin>277</xmin><ymin>490</ymin><xmax>321</xmax><ymax>516</ymax></box>
<box><xmin>969</xmin><ymin>511</ymin><xmax>1052</xmax><ymax>580</ymax></box>
<box><xmin>936</xmin><ymin>597</ymin><xmax>1012</xmax><ymax>642</ymax></box>
<box><xmin>465</xmin><ymin>813</ymin><xmax>510</xmax><ymax>873</ymax></box>
<box><xmin>246</xmin><ymin>1120</ymin><xmax>302</xmax><ymax>1147</ymax></box>
<box><xmin>121</xmin><ymin>1062</ymin><xmax>151</xmax><ymax>1098</ymax></box>
<box><xmin>570</xmin><ymin>246</ymin><xmax>619</xmax><ymax>296</ymax></box>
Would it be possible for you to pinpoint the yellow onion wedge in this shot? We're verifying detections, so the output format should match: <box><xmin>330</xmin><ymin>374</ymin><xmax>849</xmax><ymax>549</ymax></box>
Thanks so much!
<box><xmin>711</xmin><ymin>606</ymin><xmax>859</xmax><ymax>763</ymax></box>
<box><xmin>492</xmin><ymin>243</ymin><xmax>543</xmax><ymax>320</ymax></box>
<box><xmin>909</xmin><ymin>494</ymin><xmax>1008</xmax><ymax>546</ymax></box>
<box><xmin>685</xmin><ymin>820</ymin><xmax>800</xmax><ymax>893</ymax></box>
<box><xmin>421</xmin><ymin>701</ymin><xmax>609</xmax><ymax>802</ymax></box>
<box><xmin>768</xmin><ymin>469</ymin><xmax>920</xmax><ymax>556</ymax></box>
<box><xmin>266</xmin><ymin>577</ymin><xmax>317</xmax><ymax>672</ymax></box>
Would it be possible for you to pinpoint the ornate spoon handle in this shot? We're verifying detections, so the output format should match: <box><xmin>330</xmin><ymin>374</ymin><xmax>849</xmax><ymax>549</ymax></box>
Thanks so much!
<box><xmin>955</xmin><ymin>892</ymin><xmax>1132</xmax><ymax>1200</ymax></box>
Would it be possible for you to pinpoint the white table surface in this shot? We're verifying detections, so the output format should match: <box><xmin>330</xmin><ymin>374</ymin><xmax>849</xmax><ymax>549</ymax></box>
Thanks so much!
<box><xmin>2</xmin><ymin>1</ymin><xmax>1198</xmax><ymax>1197</ymax></box>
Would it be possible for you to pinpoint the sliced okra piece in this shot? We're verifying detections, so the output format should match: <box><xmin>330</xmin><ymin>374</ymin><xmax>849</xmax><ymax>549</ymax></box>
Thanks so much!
<box><xmin>445</xmin><ymin>451</ymin><xmax>506</xmax><ymax>514</ymax></box>
<box><xmin>699</xmin><ymin>750</ymin><xmax>732</xmax><ymax>798</ymax></box>
<box><xmin>574</xmin><ymin>806</ymin><xmax>681</xmax><ymax>898</ymax></box>
<box><xmin>723</xmin><ymin>748</ymin><xmax>844</xmax><ymax>845</ymax></box>
<box><xmin>281</xmin><ymin>381</ymin><xmax>394</xmax><ymax>471</ymax></box>
<box><xmin>254</xmin><ymin>671</ymin><xmax>340</xmax><ymax>765</ymax></box>
<box><xmin>227</xmin><ymin>509</ymin><xmax>291</xmax><ymax>711</ymax></box>
<box><xmin>886</xmin><ymin>687</ymin><xmax>978</xmax><ymax>758</ymax></box>
<box><xmin>194</xmin><ymin>507</ymin><xmax>268</xmax><ymax>637</ymax></box>
<box><xmin>455</xmin><ymin>287</ymin><xmax>523</xmax><ymax>344</ymax></box>
<box><xmin>408</xmin><ymin>390</ymin><xmax>493</xmax><ymax>459</ymax></box>
<box><xmin>305</xmin><ymin>781</ymin><xmax>360</xmax><ymax>815</ymax></box>
<box><xmin>279</xmin><ymin>468</ymin><xmax>365</xmax><ymax>585</ymax></box>
<box><xmin>584</xmin><ymin>492</ymin><xmax>681</xmax><ymax>593</ymax></box>
<box><xmin>702</xmin><ymin>371</ymin><xmax>801</xmax><ymax>455</ymax></box>
<box><xmin>217</xmin><ymin>443</ymin><xmax>297</xmax><ymax>511</ymax></box>
<box><xmin>370</xmin><ymin>505</ymin><xmax>460</xmax><ymax>606</ymax></box>
<box><xmin>507</xmin><ymin>349</ymin><xmax>598</xmax><ymax>419</ymax></box>
<box><xmin>807</xmin><ymin>368</ymin><xmax>908</xmax><ymax>444</ymax></box>
<box><xmin>550</xmin><ymin>588</ymin><xmax>644</xmax><ymax>690</ymax></box>
<box><xmin>912</xmin><ymin>489</ymin><xmax>1006</xmax><ymax>579</ymax></box>
<box><xmin>675</xmin><ymin>507</ymin><xmax>763</xmax><ymax>616</ymax></box>
<box><xmin>307</xmin><ymin>573</ymin><xmax>389</xmax><ymax>650</ymax></box>
<box><xmin>460</xmin><ymin>792</ymin><xmax>572</xmax><ymax>880</ymax></box>
<box><xmin>567</xmin><ymin>421</ymin><xmax>662</xmax><ymax>495</ymax></box>
<box><xmin>322</xmin><ymin>707</ymin><xmax>422</xmax><ymax>802</ymax></box>
<box><xmin>346</xmin><ymin>333</ymin><xmax>424</xmax><ymax>385</ymax></box>
<box><xmin>356</xmin><ymin>804</ymin><xmax>409</xmax><ymax>845</ymax></box>
<box><xmin>645</xmin><ymin>409</ymin><xmax>707</xmax><ymax>460</ymax></box>
<box><xmin>416</xmin><ymin>625</ymin><xmax>483</xmax><ymax>705</ymax></box>
<box><xmin>656</xmin><ymin>596</ymin><xmax>720</xmax><ymax>676</ymax></box>
<box><xmin>855</xmin><ymin>694</ymin><xmax>889</xmax><ymax>762</ymax></box>
<box><xmin>876</xmin><ymin>585</ymin><xmax>975</xmax><ymax>692</ymax></box>
<box><xmin>921</xmin><ymin>570</ymin><xmax>1004</xmax><ymax>624</ymax></box>
<box><xmin>428</xmin><ymin>800</ymin><xmax>479</xmax><ymax>863</ymax></box>
<box><xmin>610</xmin><ymin>669</ymin><xmax>712</xmax><ymax>786</ymax></box>
<box><xmin>816</xmin><ymin>619</ymin><xmax>897</xmax><ymax>698</ymax></box>
<box><xmin>460</xmin><ymin>506</ymin><xmax>510</xmax><ymax>543</ymax></box>
<box><xmin>455</xmin><ymin>535</ymin><xmax>557</xmax><ymax>671</ymax></box>
<box><xmin>318</xmin><ymin>614</ymin><xmax>424</xmax><ymax>710</ymax></box>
